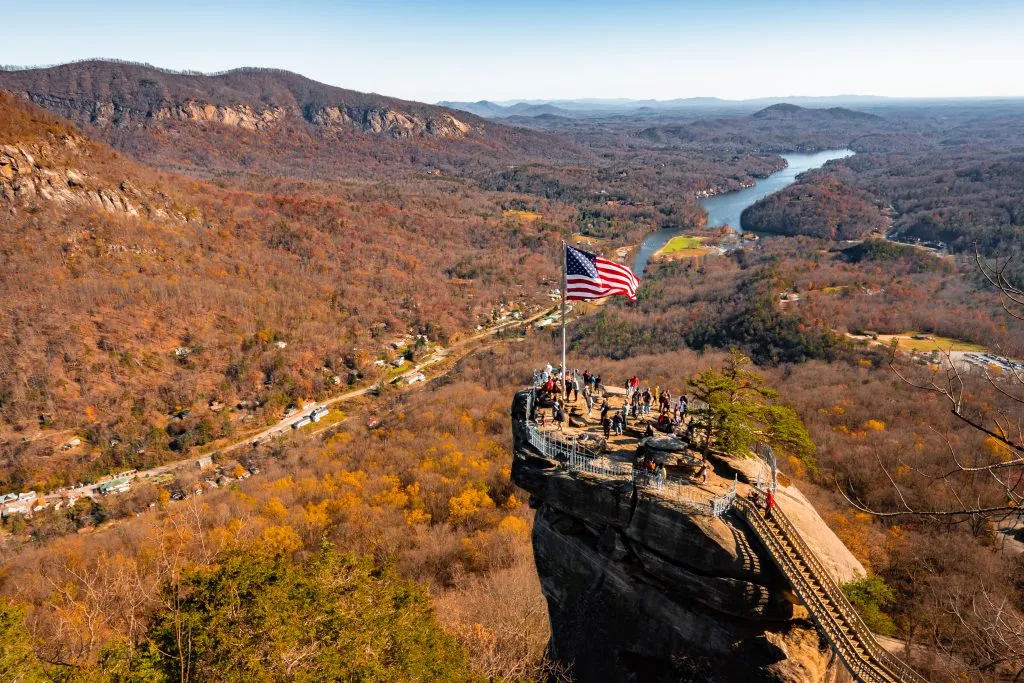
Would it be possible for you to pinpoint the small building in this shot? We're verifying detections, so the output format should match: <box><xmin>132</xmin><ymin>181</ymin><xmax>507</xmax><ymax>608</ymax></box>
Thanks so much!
<box><xmin>391</xmin><ymin>357</ymin><xmax>406</xmax><ymax>368</ymax></box>
<box><xmin>195</xmin><ymin>455</ymin><xmax>214</xmax><ymax>470</ymax></box>
<box><xmin>98</xmin><ymin>478</ymin><xmax>131</xmax><ymax>496</ymax></box>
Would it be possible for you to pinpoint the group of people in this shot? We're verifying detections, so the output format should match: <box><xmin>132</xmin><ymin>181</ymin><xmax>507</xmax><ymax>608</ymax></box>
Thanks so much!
<box><xmin>624</xmin><ymin>378</ymin><xmax>689</xmax><ymax>433</ymax></box>
<box><xmin>534</xmin><ymin>364</ymin><xmax>719</xmax><ymax>492</ymax></box>
<box><xmin>537</xmin><ymin>366</ymin><xmax>606</xmax><ymax>432</ymax></box>
<box><xmin>537</xmin><ymin>367</ymin><xmax>698</xmax><ymax>448</ymax></box>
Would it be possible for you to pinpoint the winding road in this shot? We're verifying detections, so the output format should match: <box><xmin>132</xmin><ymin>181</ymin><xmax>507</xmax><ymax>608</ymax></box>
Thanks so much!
<box><xmin>38</xmin><ymin>305</ymin><xmax>559</xmax><ymax>507</ymax></box>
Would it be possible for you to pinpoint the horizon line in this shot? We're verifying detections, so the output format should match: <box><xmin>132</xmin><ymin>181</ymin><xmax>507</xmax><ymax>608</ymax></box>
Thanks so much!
<box><xmin>4</xmin><ymin>58</ymin><xmax>1024</xmax><ymax>105</ymax></box>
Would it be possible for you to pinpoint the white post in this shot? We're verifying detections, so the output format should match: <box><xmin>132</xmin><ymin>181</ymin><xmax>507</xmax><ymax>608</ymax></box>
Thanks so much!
<box><xmin>561</xmin><ymin>241</ymin><xmax>568</xmax><ymax>399</ymax></box>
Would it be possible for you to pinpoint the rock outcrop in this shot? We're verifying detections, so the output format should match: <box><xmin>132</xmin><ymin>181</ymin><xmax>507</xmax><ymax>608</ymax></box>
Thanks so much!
<box><xmin>0</xmin><ymin>140</ymin><xmax>140</xmax><ymax>214</ymax></box>
<box><xmin>155</xmin><ymin>101</ymin><xmax>287</xmax><ymax>130</ymax></box>
<box><xmin>510</xmin><ymin>389</ymin><xmax>849</xmax><ymax>682</ymax></box>
<box><xmin>310</xmin><ymin>105</ymin><xmax>470</xmax><ymax>138</ymax></box>
<box><xmin>0</xmin><ymin>96</ymin><xmax>191</xmax><ymax>223</ymax></box>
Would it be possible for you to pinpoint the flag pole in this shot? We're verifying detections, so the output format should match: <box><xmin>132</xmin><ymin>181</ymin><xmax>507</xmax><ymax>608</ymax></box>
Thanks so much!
<box><xmin>561</xmin><ymin>241</ymin><xmax>568</xmax><ymax>399</ymax></box>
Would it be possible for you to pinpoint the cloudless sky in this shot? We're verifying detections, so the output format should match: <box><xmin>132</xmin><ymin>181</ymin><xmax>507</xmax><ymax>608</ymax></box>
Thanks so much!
<box><xmin>3</xmin><ymin>0</ymin><xmax>1022</xmax><ymax>102</ymax></box>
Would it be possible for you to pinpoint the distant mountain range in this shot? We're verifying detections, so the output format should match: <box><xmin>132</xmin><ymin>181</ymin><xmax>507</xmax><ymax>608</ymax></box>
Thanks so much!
<box><xmin>437</xmin><ymin>94</ymin><xmax>1019</xmax><ymax>119</ymax></box>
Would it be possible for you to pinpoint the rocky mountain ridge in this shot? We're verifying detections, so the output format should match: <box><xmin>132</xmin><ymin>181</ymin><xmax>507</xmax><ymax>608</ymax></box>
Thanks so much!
<box><xmin>0</xmin><ymin>61</ymin><xmax>474</xmax><ymax>140</ymax></box>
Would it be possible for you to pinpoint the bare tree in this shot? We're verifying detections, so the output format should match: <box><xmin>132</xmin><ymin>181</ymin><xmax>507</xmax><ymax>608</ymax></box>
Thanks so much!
<box><xmin>840</xmin><ymin>253</ymin><xmax>1023</xmax><ymax>525</ymax></box>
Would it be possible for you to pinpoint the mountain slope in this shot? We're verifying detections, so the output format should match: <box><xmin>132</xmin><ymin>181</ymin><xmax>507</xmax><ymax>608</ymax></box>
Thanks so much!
<box><xmin>0</xmin><ymin>61</ymin><xmax>582</xmax><ymax>180</ymax></box>
<box><xmin>0</xmin><ymin>91</ymin><xmax>566</xmax><ymax>489</ymax></box>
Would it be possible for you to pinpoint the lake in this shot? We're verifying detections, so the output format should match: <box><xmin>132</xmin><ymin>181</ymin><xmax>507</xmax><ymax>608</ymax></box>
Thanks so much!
<box><xmin>632</xmin><ymin>149</ymin><xmax>854</xmax><ymax>273</ymax></box>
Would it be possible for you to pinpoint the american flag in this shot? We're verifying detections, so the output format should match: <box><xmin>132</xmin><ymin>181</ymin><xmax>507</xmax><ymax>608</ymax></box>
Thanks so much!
<box><xmin>565</xmin><ymin>244</ymin><xmax>640</xmax><ymax>301</ymax></box>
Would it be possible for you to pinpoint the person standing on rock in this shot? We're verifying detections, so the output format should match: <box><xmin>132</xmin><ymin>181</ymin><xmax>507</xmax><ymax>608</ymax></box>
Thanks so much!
<box><xmin>554</xmin><ymin>399</ymin><xmax>565</xmax><ymax>432</ymax></box>
<box><xmin>583</xmin><ymin>385</ymin><xmax>593</xmax><ymax>415</ymax></box>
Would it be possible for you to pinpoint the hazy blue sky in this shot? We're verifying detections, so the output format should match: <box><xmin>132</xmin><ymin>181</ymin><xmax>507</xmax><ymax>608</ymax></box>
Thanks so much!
<box><xmin>4</xmin><ymin>1</ymin><xmax>1022</xmax><ymax>102</ymax></box>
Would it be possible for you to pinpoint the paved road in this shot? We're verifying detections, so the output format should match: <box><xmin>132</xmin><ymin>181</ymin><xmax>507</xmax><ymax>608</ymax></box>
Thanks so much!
<box><xmin>39</xmin><ymin>307</ymin><xmax>556</xmax><ymax>506</ymax></box>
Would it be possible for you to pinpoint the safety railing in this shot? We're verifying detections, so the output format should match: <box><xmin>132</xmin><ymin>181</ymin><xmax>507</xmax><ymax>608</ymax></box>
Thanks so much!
<box><xmin>734</xmin><ymin>496</ymin><xmax>925</xmax><ymax>683</ymax></box>
<box><xmin>525</xmin><ymin>424</ymin><xmax>736</xmax><ymax>518</ymax></box>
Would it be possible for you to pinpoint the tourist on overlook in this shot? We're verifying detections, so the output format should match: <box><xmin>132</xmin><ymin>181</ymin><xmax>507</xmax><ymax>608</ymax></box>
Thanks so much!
<box><xmin>602</xmin><ymin>413</ymin><xmax>611</xmax><ymax>439</ymax></box>
<box><xmin>583</xmin><ymin>385</ymin><xmax>593</xmax><ymax>414</ymax></box>
<box><xmin>696</xmin><ymin>461</ymin><xmax>709</xmax><ymax>484</ymax></box>
<box><xmin>655</xmin><ymin>462</ymin><xmax>667</xmax><ymax>489</ymax></box>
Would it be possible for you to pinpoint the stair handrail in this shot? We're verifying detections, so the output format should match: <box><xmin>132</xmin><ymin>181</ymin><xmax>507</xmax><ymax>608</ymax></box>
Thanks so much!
<box><xmin>735</xmin><ymin>495</ymin><xmax>925</xmax><ymax>683</ymax></box>
<box><xmin>764</xmin><ymin>500</ymin><xmax>925</xmax><ymax>683</ymax></box>
<box><xmin>735</xmin><ymin>497</ymin><xmax>893</xmax><ymax>683</ymax></box>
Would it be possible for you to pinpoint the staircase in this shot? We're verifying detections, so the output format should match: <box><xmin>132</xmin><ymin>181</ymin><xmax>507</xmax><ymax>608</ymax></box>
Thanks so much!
<box><xmin>734</xmin><ymin>496</ymin><xmax>926</xmax><ymax>683</ymax></box>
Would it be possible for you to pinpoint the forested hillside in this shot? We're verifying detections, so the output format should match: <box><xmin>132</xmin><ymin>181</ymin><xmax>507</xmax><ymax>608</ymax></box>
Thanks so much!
<box><xmin>0</xmin><ymin>91</ymin><xmax>567</xmax><ymax>489</ymax></box>
<box><xmin>741</xmin><ymin>172</ymin><xmax>888</xmax><ymax>239</ymax></box>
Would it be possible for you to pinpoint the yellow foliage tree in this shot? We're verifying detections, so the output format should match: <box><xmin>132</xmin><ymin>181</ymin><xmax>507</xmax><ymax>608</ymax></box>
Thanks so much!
<box><xmin>448</xmin><ymin>487</ymin><xmax>495</xmax><ymax>526</ymax></box>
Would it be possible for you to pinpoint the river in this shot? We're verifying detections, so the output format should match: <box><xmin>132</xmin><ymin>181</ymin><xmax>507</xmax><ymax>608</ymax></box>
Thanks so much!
<box><xmin>632</xmin><ymin>149</ymin><xmax>854</xmax><ymax>273</ymax></box>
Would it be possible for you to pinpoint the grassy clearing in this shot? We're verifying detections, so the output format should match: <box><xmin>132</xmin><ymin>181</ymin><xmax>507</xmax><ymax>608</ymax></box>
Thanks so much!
<box><xmin>878</xmin><ymin>333</ymin><xmax>987</xmax><ymax>352</ymax></box>
<box><xmin>503</xmin><ymin>210</ymin><xmax>543</xmax><ymax>221</ymax></box>
<box><xmin>661</xmin><ymin>235</ymin><xmax>704</xmax><ymax>254</ymax></box>
<box><xmin>655</xmin><ymin>235</ymin><xmax>712</xmax><ymax>260</ymax></box>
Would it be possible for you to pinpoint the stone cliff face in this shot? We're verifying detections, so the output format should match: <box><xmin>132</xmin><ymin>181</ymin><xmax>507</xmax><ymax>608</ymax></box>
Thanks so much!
<box><xmin>0</xmin><ymin>133</ymin><xmax>188</xmax><ymax>223</ymax></box>
<box><xmin>510</xmin><ymin>389</ymin><xmax>848</xmax><ymax>683</ymax></box>
<box><xmin>154</xmin><ymin>101</ymin><xmax>287</xmax><ymax>130</ymax></box>
<box><xmin>310</xmin><ymin>105</ymin><xmax>470</xmax><ymax>138</ymax></box>
<box><xmin>18</xmin><ymin>92</ymin><xmax>469</xmax><ymax>139</ymax></box>
<box><xmin>1</xmin><ymin>139</ymin><xmax>140</xmax><ymax>214</ymax></box>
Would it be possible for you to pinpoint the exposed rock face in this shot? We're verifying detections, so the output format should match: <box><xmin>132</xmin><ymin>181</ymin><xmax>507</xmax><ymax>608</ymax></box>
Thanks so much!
<box><xmin>510</xmin><ymin>389</ymin><xmax>848</xmax><ymax>682</ymax></box>
<box><xmin>16</xmin><ymin>92</ymin><xmax>469</xmax><ymax>139</ymax></box>
<box><xmin>1</xmin><ymin>140</ymin><xmax>135</xmax><ymax>214</ymax></box>
<box><xmin>0</xmin><ymin>136</ymin><xmax>187</xmax><ymax>223</ymax></box>
<box><xmin>311</xmin><ymin>106</ymin><xmax>470</xmax><ymax>139</ymax></box>
<box><xmin>155</xmin><ymin>101</ymin><xmax>287</xmax><ymax>130</ymax></box>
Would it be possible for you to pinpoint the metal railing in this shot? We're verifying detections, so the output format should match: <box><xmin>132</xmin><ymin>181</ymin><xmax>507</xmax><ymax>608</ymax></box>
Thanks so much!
<box><xmin>735</xmin><ymin>496</ymin><xmax>925</xmax><ymax>683</ymax></box>
<box><xmin>526</xmin><ymin>424</ymin><xmax>735</xmax><ymax>518</ymax></box>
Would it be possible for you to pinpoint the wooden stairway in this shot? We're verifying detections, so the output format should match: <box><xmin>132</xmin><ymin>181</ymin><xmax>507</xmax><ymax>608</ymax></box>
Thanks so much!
<box><xmin>733</xmin><ymin>496</ymin><xmax>926</xmax><ymax>683</ymax></box>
